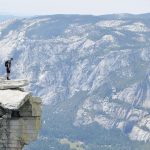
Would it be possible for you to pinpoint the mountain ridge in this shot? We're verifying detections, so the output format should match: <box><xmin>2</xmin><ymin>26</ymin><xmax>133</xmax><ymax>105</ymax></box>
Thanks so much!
<box><xmin>0</xmin><ymin>14</ymin><xmax>150</xmax><ymax>149</ymax></box>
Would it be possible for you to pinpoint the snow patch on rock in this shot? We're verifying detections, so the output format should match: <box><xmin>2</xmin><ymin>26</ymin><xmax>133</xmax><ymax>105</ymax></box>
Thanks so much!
<box><xmin>96</xmin><ymin>20</ymin><xmax>126</xmax><ymax>28</ymax></box>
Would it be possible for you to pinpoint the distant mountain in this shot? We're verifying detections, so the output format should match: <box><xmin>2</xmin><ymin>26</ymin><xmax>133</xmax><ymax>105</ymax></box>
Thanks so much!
<box><xmin>0</xmin><ymin>15</ymin><xmax>16</xmax><ymax>22</ymax></box>
<box><xmin>0</xmin><ymin>14</ymin><xmax>150</xmax><ymax>150</ymax></box>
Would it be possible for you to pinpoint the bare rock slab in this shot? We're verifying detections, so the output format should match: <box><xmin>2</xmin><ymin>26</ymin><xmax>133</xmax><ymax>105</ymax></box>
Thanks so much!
<box><xmin>0</xmin><ymin>89</ymin><xmax>30</xmax><ymax>110</ymax></box>
<box><xmin>0</xmin><ymin>79</ymin><xmax>29</xmax><ymax>90</ymax></box>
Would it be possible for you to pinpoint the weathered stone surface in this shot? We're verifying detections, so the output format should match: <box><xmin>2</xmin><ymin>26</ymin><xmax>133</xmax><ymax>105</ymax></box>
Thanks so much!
<box><xmin>0</xmin><ymin>89</ymin><xmax>31</xmax><ymax>110</ymax></box>
<box><xmin>0</xmin><ymin>77</ymin><xmax>4</xmax><ymax>80</ymax></box>
<box><xmin>0</xmin><ymin>79</ymin><xmax>29</xmax><ymax>90</ymax></box>
<box><xmin>0</xmin><ymin>81</ymin><xmax>42</xmax><ymax>150</ymax></box>
<box><xmin>19</xmin><ymin>97</ymin><xmax>42</xmax><ymax>117</ymax></box>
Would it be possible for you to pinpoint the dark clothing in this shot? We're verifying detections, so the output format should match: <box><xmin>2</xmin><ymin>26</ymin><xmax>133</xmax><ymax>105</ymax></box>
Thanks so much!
<box><xmin>5</xmin><ymin>59</ymin><xmax>12</xmax><ymax>80</ymax></box>
<box><xmin>6</xmin><ymin>68</ymin><xmax>10</xmax><ymax>73</ymax></box>
<box><xmin>7</xmin><ymin>77</ymin><xmax>10</xmax><ymax>80</ymax></box>
<box><xmin>5</xmin><ymin>60</ymin><xmax>11</xmax><ymax>72</ymax></box>
<box><xmin>5</xmin><ymin>60</ymin><xmax>11</xmax><ymax>68</ymax></box>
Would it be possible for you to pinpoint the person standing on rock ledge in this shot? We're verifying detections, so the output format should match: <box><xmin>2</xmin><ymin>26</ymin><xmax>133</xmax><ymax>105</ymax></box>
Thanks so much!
<box><xmin>5</xmin><ymin>58</ymin><xmax>13</xmax><ymax>80</ymax></box>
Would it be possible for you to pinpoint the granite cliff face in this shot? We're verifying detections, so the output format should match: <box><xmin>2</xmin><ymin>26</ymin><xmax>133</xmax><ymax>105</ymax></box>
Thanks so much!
<box><xmin>0</xmin><ymin>79</ymin><xmax>41</xmax><ymax>150</ymax></box>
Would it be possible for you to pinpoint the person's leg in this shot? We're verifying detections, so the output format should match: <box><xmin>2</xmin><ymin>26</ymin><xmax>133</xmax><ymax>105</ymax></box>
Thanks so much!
<box><xmin>7</xmin><ymin>73</ymin><xmax>10</xmax><ymax>80</ymax></box>
<box><xmin>6</xmin><ymin>68</ymin><xmax>8</xmax><ymax>80</ymax></box>
<box><xmin>6</xmin><ymin>68</ymin><xmax>10</xmax><ymax>80</ymax></box>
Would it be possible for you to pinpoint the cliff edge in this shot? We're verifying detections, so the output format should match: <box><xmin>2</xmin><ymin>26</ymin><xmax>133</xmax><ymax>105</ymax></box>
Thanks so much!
<box><xmin>0</xmin><ymin>79</ymin><xmax>42</xmax><ymax>150</ymax></box>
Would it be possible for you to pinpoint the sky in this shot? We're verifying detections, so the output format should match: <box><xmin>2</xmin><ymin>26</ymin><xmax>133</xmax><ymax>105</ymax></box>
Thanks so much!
<box><xmin>0</xmin><ymin>0</ymin><xmax>150</xmax><ymax>16</ymax></box>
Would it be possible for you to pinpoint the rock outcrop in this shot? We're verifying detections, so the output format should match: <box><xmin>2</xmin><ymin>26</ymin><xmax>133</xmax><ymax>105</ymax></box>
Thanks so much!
<box><xmin>0</xmin><ymin>79</ymin><xmax>28</xmax><ymax>90</ymax></box>
<box><xmin>0</xmin><ymin>79</ymin><xmax>42</xmax><ymax>150</ymax></box>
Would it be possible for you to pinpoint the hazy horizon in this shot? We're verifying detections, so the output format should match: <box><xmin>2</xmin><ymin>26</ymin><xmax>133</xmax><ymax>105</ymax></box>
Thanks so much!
<box><xmin>0</xmin><ymin>0</ymin><xmax>150</xmax><ymax>16</ymax></box>
<box><xmin>0</xmin><ymin>12</ymin><xmax>150</xmax><ymax>18</ymax></box>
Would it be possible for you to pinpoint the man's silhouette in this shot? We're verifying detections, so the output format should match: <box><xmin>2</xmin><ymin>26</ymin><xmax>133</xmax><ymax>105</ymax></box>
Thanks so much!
<box><xmin>5</xmin><ymin>58</ymin><xmax>13</xmax><ymax>80</ymax></box>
